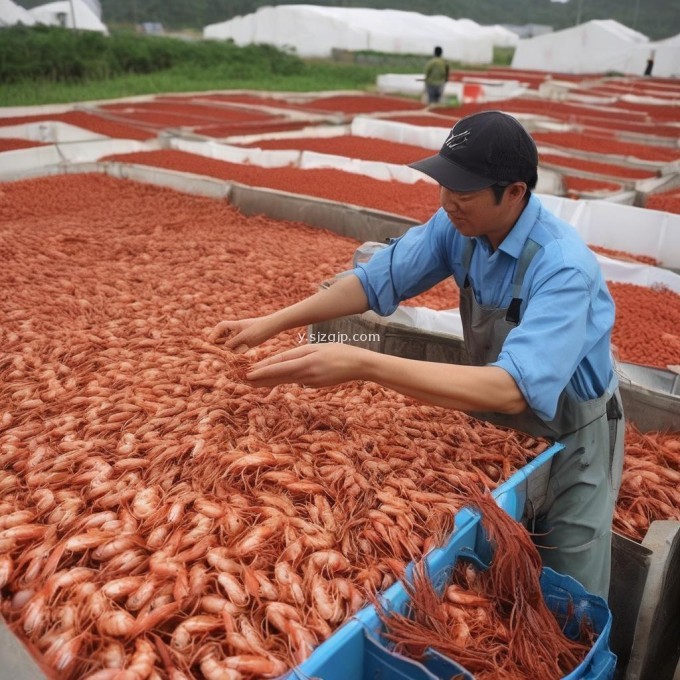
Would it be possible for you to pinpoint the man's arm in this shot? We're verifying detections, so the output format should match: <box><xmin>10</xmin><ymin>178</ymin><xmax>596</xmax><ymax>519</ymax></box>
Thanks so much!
<box><xmin>367</xmin><ymin>352</ymin><xmax>527</xmax><ymax>414</ymax></box>
<box><xmin>270</xmin><ymin>273</ymin><xmax>369</xmax><ymax>330</ymax></box>
<box><xmin>246</xmin><ymin>343</ymin><xmax>528</xmax><ymax>415</ymax></box>
<box><xmin>209</xmin><ymin>274</ymin><xmax>369</xmax><ymax>350</ymax></box>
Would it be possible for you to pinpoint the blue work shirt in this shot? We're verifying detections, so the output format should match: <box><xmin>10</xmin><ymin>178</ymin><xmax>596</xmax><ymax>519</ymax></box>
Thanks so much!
<box><xmin>353</xmin><ymin>194</ymin><xmax>617</xmax><ymax>421</ymax></box>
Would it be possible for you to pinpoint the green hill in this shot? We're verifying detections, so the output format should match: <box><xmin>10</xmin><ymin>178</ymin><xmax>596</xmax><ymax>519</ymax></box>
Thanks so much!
<box><xmin>16</xmin><ymin>0</ymin><xmax>680</xmax><ymax>42</ymax></box>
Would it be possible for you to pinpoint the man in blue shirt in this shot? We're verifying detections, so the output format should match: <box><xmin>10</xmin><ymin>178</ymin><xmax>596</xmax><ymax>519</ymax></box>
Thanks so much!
<box><xmin>209</xmin><ymin>111</ymin><xmax>625</xmax><ymax>600</ymax></box>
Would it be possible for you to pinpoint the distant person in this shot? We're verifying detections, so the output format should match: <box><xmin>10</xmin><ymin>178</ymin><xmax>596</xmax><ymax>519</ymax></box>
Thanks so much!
<box><xmin>424</xmin><ymin>46</ymin><xmax>449</xmax><ymax>105</ymax></box>
<box><xmin>644</xmin><ymin>52</ymin><xmax>655</xmax><ymax>76</ymax></box>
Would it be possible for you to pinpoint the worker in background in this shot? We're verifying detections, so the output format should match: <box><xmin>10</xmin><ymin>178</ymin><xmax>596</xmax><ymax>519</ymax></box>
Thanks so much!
<box><xmin>644</xmin><ymin>52</ymin><xmax>655</xmax><ymax>76</ymax></box>
<box><xmin>209</xmin><ymin>111</ymin><xmax>625</xmax><ymax>601</ymax></box>
<box><xmin>423</xmin><ymin>46</ymin><xmax>449</xmax><ymax>105</ymax></box>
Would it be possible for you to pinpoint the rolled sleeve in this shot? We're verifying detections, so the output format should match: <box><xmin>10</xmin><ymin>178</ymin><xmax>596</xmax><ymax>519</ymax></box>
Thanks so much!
<box><xmin>353</xmin><ymin>252</ymin><xmax>400</xmax><ymax>316</ymax></box>
<box><xmin>354</xmin><ymin>211</ymin><xmax>455</xmax><ymax>317</ymax></box>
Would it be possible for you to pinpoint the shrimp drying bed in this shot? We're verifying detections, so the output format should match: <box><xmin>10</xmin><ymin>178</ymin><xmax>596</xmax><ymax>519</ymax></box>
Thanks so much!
<box><xmin>1</xmin><ymin>156</ymin><xmax>678</xmax><ymax>679</ymax></box>
<box><xmin>1</xmin><ymin>172</ymin><xmax>612</xmax><ymax>680</ymax></box>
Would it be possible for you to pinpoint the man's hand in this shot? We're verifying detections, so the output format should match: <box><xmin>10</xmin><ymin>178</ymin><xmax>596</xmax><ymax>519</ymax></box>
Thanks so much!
<box><xmin>246</xmin><ymin>343</ymin><xmax>370</xmax><ymax>388</ymax></box>
<box><xmin>208</xmin><ymin>274</ymin><xmax>369</xmax><ymax>356</ymax></box>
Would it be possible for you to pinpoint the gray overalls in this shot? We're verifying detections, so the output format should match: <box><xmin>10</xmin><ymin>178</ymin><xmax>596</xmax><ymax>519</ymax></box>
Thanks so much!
<box><xmin>459</xmin><ymin>237</ymin><xmax>625</xmax><ymax>599</ymax></box>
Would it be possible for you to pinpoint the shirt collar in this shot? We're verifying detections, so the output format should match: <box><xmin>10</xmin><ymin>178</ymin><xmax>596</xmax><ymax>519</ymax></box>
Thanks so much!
<box><xmin>494</xmin><ymin>194</ymin><xmax>540</xmax><ymax>260</ymax></box>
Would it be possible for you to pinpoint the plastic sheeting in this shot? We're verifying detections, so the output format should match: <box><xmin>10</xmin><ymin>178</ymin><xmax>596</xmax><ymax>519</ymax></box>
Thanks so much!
<box><xmin>29</xmin><ymin>0</ymin><xmax>108</xmax><ymax>33</ymax></box>
<box><xmin>299</xmin><ymin>150</ymin><xmax>426</xmax><ymax>184</ymax></box>
<box><xmin>0</xmin><ymin>0</ymin><xmax>35</xmax><ymax>26</ymax></box>
<box><xmin>351</xmin><ymin>116</ymin><xmax>448</xmax><ymax>151</ymax></box>
<box><xmin>203</xmin><ymin>5</ymin><xmax>514</xmax><ymax>63</ymax></box>
<box><xmin>0</xmin><ymin>139</ymin><xmax>156</xmax><ymax>179</ymax></box>
<box><xmin>596</xmin><ymin>253</ymin><xmax>680</xmax><ymax>292</ymax></box>
<box><xmin>0</xmin><ymin>121</ymin><xmax>108</xmax><ymax>144</ymax></box>
<box><xmin>511</xmin><ymin>19</ymin><xmax>659</xmax><ymax>76</ymax></box>
<box><xmin>537</xmin><ymin>194</ymin><xmax>680</xmax><ymax>270</ymax></box>
<box><xmin>649</xmin><ymin>33</ymin><xmax>680</xmax><ymax>78</ymax></box>
<box><xmin>168</xmin><ymin>137</ymin><xmax>300</xmax><ymax>168</ymax></box>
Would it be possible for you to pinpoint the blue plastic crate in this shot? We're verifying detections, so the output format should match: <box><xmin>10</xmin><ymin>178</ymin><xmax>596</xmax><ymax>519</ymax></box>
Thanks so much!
<box><xmin>291</xmin><ymin>544</ymin><xmax>615</xmax><ymax>680</ymax></box>
<box><xmin>289</xmin><ymin>442</ymin><xmax>617</xmax><ymax>679</ymax></box>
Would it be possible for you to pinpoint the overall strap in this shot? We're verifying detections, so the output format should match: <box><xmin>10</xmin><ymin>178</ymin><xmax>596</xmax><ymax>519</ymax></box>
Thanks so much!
<box><xmin>462</xmin><ymin>238</ymin><xmax>476</xmax><ymax>288</ymax></box>
<box><xmin>506</xmin><ymin>239</ymin><xmax>541</xmax><ymax>324</ymax></box>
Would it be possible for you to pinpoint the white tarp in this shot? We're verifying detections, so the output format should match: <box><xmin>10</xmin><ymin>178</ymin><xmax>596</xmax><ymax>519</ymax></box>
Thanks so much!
<box><xmin>647</xmin><ymin>33</ymin><xmax>680</xmax><ymax>78</ymax></box>
<box><xmin>169</xmin><ymin>138</ymin><xmax>301</xmax><ymax>168</ymax></box>
<box><xmin>450</xmin><ymin>17</ymin><xmax>519</xmax><ymax>48</ymax></box>
<box><xmin>0</xmin><ymin>121</ymin><xmax>108</xmax><ymax>143</ymax></box>
<box><xmin>81</xmin><ymin>0</ymin><xmax>101</xmax><ymax>19</ymax></box>
<box><xmin>204</xmin><ymin>5</ymin><xmax>509</xmax><ymax>63</ymax></box>
<box><xmin>0</xmin><ymin>139</ymin><xmax>155</xmax><ymax>178</ymax></box>
<box><xmin>0</xmin><ymin>0</ymin><xmax>35</xmax><ymax>26</ymax></box>
<box><xmin>511</xmin><ymin>19</ymin><xmax>653</xmax><ymax>76</ymax></box>
<box><xmin>537</xmin><ymin>193</ymin><xmax>680</xmax><ymax>270</ymax></box>
<box><xmin>29</xmin><ymin>0</ymin><xmax>108</xmax><ymax>33</ymax></box>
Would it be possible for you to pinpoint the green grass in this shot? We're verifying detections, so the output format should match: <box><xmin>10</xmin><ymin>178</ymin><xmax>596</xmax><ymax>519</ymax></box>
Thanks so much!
<box><xmin>0</xmin><ymin>60</ymin><xmax>396</xmax><ymax>107</ymax></box>
<box><xmin>0</xmin><ymin>57</ymin><xmax>500</xmax><ymax>107</ymax></box>
<box><xmin>0</xmin><ymin>26</ymin><xmax>509</xmax><ymax>107</ymax></box>
<box><xmin>0</xmin><ymin>61</ymin><xmax>426</xmax><ymax>107</ymax></box>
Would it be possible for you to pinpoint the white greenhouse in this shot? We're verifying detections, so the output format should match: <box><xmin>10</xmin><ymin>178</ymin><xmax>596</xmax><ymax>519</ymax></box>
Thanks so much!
<box><xmin>204</xmin><ymin>5</ymin><xmax>518</xmax><ymax>63</ymax></box>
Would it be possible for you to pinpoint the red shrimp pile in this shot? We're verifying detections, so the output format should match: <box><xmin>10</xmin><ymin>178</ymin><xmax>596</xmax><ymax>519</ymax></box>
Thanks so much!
<box><xmin>531</xmin><ymin>131</ymin><xmax>680</xmax><ymax>164</ymax></box>
<box><xmin>564</xmin><ymin>175</ymin><xmax>623</xmax><ymax>196</ymax></box>
<box><xmin>377</xmin><ymin>489</ymin><xmax>593</xmax><ymax>679</ymax></box>
<box><xmin>294</xmin><ymin>94</ymin><xmax>426</xmax><ymax>115</ymax></box>
<box><xmin>608</xmin><ymin>282</ymin><xmax>680</xmax><ymax>368</ymax></box>
<box><xmin>539</xmin><ymin>153</ymin><xmax>657</xmax><ymax>181</ymax></box>
<box><xmin>101</xmin><ymin>148</ymin><xmax>441</xmax><ymax>223</ymax></box>
<box><xmin>0</xmin><ymin>174</ymin><xmax>549</xmax><ymax>679</ymax></box>
<box><xmin>192</xmin><ymin>93</ymin><xmax>425</xmax><ymax>116</ymax></box>
<box><xmin>589</xmin><ymin>245</ymin><xmax>659</xmax><ymax>266</ymax></box>
<box><xmin>183</xmin><ymin>93</ymin><xmax>326</xmax><ymax>114</ymax></box>
<box><xmin>614</xmin><ymin>424</ymin><xmax>680</xmax><ymax>542</ymax></box>
<box><xmin>645</xmin><ymin>188</ymin><xmax>680</xmax><ymax>215</ymax></box>
<box><xmin>239</xmin><ymin>135</ymin><xmax>433</xmax><ymax>166</ymax></box>
<box><xmin>383</xmin><ymin>113</ymin><xmax>456</xmax><ymax>128</ymax></box>
<box><xmin>0</xmin><ymin>110</ymin><xmax>153</xmax><ymax>141</ymax></box>
<box><xmin>0</xmin><ymin>138</ymin><xmax>46</xmax><ymax>152</ymax></box>
<box><xmin>438</xmin><ymin>97</ymin><xmax>680</xmax><ymax>139</ymax></box>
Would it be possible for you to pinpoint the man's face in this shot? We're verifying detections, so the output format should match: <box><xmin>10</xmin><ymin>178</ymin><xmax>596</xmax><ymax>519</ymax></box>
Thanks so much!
<box><xmin>440</xmin><ymin>183</ymin><xmax>526</xmax><ymax>246</ymax></box>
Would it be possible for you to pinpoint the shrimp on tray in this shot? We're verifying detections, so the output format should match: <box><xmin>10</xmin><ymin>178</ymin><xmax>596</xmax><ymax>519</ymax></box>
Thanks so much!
<box><xmin>375</xmin><ymin>488</ymin><xmax>596</xmax><ymax>680</ymax></box>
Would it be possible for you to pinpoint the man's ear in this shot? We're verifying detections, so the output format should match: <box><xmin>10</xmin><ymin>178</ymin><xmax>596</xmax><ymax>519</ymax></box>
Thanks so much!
<box><xmin>508</xmin><ymin>182</ymin><xmax>528</xmax><ymax>203</ymax></box>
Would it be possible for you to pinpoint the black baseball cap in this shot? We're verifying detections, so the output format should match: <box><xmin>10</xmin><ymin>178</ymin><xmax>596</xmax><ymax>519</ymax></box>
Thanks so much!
<box><xmin>409</xmin><ymin>110</ymin><xmax>538</xmax><ymax>192</ymax></box>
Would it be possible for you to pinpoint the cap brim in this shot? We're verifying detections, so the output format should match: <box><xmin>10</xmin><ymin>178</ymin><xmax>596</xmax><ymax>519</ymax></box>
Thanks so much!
<box><xmin>409</xmin><ymin>153</ymin><xmax>494</xmax><ymax>192</ymax></box>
